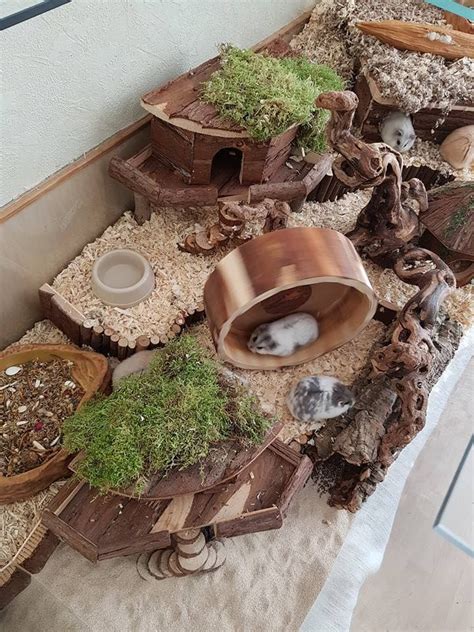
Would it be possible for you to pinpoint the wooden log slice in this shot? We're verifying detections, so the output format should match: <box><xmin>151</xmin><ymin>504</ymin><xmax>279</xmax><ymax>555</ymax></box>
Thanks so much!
<box><xmin>208</xmin><ymin>540</ymin><xmax>226</xmax><ymax>570</ymax></box>
<box><xmin>136</xmin><ymin>552</ymin><xmax>152</xmax><ymax>580</ymax></box>
<box><xmin>204</xmin><ymin>227</ymin><xmax>377</xmax><ymax>370</ymax></box>
<box><xmin>201</xmin><ymin>542</ymin><xmax>217</xmax><ymax>571</ymax></box>
<box><xmin>176</xmin><ymin>533</ymin><xmax>206</xmax><ymax>557</ymax></box>
<box><xmin>177</xmin><ymin>545</ymin><xmax>209</xmax><ymax>573</ymax></box>
<box><xmin>158</xmin><ymin>549</ymin><xmax>174</xmax><ymax>578</ymax></box>
<box><xmin>148</xmin><ymin>550</ymin><xmax>169</xmax><ymax>579</ymax></box>
<box><xmin>167</xmin><ymin>551</ymin><xmax>186</xmax><ymax>577</ymax></box>
<box><xmin>174</xmin><ymin>528</ymin><xmax>202</xmax><ymax>543</ymax></box>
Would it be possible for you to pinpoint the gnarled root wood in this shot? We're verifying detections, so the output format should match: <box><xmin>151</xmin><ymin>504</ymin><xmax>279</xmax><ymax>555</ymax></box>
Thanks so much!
<box><xmin>316</xmin><ymin>90</ymin><xmax>427</xmax><ymax>266</ymax></box>
<box><xmin>306</xmin><ymin>247</ymin><xmax>459</xmax><ymax>512</ymax></box>
<box><xmin>306</xmin><ymin>91</ymin><xmax>460</xmax><ymax>511</ymax></box>
<box><xmin>178</xmin><ymin>199</ymin><xmax>291</xmax><ymax>255</ymax></box>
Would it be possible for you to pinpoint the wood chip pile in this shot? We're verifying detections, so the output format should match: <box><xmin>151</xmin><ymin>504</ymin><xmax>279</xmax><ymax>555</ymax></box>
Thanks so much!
<box><xmin>290</xmin><ymin>0</ymin><xmax>473</xmax><ymax>112</ymax></box>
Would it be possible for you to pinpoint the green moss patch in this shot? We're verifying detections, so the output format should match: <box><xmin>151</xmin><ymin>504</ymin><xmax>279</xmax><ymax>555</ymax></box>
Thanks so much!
<box><xmin>63</xmin><ymin>335</ymin><xmax>272</xmax><ymax>493</ymax></box>
<box><xmin>201</xmin><ymin>45</ymin><xmax>344</xmax><ymax>152</ymax></box>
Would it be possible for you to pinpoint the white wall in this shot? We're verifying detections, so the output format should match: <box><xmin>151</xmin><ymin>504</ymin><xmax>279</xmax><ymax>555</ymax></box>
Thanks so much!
<box><xmin>0</xmin><ymin>0</ymin><xmax>313</xmax><ymax>206</ymax></box>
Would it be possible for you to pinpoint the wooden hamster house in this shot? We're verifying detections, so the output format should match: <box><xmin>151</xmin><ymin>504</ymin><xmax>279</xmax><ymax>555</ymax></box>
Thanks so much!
<box><xmin>108</xmin><ymin>16</ymin><xmax>336</xmax><ymax>224</ymax></box>
<box><xmin>204</xmin><ymin>227</ymin><xmax>377</xmax><ymax>370</ymax></box>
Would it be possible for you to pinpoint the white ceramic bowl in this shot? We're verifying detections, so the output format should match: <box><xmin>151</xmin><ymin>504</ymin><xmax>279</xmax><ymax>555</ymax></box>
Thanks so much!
<box><xmin>92</xmin><ymin>249</ymin><xmax>154</xmax><ymax>308</ymax></box>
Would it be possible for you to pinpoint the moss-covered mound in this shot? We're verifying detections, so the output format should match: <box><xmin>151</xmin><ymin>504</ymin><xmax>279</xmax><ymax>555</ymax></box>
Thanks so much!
<box><xmin>63</xmin><ymin>335</ymin><xmax>272</xmax><ymax>493</ymax></box>
<box><xmin>201</xmin><ymin>45</ymin><xmax>344</xmax><ymax>152</ymax></box>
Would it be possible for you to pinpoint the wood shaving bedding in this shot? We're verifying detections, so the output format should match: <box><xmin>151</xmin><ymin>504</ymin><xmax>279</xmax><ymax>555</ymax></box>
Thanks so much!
<box><xmin>403</xmin><ymin>139</ymin><xmax>469</xmax><ymax>181</ymax></box>
<box><xmin>51</xmin><ymin>182</ymin><xmax>472</xmax><ymax>340</ymax></box>
<box><xmin>290</xmin><ymin>0</ymin><xmax>473</xmax><ymax>113</ymax></box>
<box><xmin>0</xmin><ymin>481</ymin><xmax>63</xmax><ymax>569</ymax></box>
<box><xmin>192</xmin><ymin>320</ymin><xmax>386</xmax><ymax>442</ymax></box>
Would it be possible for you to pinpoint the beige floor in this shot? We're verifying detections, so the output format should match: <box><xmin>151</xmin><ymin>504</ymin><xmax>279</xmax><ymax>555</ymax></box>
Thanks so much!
<box><xmin>352</xmin><ymin>358</ymin><xmax>474</xmax><ymax>632</ymax></box>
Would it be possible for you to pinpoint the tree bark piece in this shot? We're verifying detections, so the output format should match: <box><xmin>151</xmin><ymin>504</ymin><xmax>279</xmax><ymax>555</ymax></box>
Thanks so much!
<box><xmin>356</xmin><ymin>20</ymin><xmax>474</xmax><ymax>61</ymax></box>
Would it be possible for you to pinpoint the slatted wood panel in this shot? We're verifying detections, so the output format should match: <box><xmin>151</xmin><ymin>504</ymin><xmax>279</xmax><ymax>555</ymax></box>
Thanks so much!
<box><xmin>42</xmin><ymin>440</ymin><xmax>312</xmax><ymax>562</ymax></box>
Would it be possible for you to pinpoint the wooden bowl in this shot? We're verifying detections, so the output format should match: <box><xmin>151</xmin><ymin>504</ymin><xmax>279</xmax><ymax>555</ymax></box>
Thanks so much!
<box><xmin>204</xmin><ymin>227</ymin><xmax>377</xmax><ymax>369</ymax></box>
<box><xmin>0</xmin><ymin>345</ymin><xmax>109</xmax><ymax>504</ymax></box>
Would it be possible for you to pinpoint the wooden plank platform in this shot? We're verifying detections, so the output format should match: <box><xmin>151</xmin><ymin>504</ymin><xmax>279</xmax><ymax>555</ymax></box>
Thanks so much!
<box><xmin>68</xmin><ymin>418</ymin><xmax>284</xmax><ymax>501</ymax></box>
<box><xmin>42</xmin><ymin>439</ymin><xmax>312</xmax><ymax>562</ymax></box>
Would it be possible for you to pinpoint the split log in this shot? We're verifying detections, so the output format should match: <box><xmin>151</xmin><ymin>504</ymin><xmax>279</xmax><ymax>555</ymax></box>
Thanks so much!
<box><xmin>248</xmin><ymin>181</ymin><xmax>306</xmax><ymax>204</ymax></box>
<box><xmin>109</xmin><ymin>156</ymin><xmax>218</xmax><ymax>207</ymax></box>
<box><xmin>356</xmin><ymin>20</ymin><xmax>474</xmax><ymax>61</ymax></box>
<box><xmin>247</xmin><ymin>154</ymin><xmax>332</xmax><ymax>211</ymax></box>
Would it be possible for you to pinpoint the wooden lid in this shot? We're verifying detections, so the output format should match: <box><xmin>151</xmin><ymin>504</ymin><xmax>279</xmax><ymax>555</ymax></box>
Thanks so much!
<box><xmin>204</xmin><ymin>227</ymin><xmax>377</xmax><ymax>370</ymax></box>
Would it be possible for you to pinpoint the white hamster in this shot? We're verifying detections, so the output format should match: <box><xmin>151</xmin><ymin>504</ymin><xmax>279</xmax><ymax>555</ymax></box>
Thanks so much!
<box><xmin>247</xmin><ymin>313</ymin><xmax>319</xmax><ymax>357</ymax></box>
<box><xmin>287</xmin><ymin>375</ymin><xmax>355</xmax><ymax>422</ymax></box>
<box><xmin>112</xmin><ymin>350</ymin><xmax>155</xmax><ymax>390</ymax></box>
<box><xmin>380</xmin><ymin>112</ymin><xmax>416</xmax><ymax>153</ymax></box>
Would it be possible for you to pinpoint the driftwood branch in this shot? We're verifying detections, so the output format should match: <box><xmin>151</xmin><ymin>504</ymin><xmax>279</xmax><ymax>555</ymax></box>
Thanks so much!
<box><xmin>306</xmin><ymin>91</ymin><xmax>461</xmax><ymax>511</ymax></box>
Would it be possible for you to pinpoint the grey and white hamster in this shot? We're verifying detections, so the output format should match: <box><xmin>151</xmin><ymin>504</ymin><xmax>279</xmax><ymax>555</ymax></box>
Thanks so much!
<box><xmin>247</xmin><ymin>313</ymin><xmax>319</xmax><ymax>357</ymax></box>
<box><xmin>380</xmin><ymin>112</ymin><xmax>416</xmax><ymax>153</ymax></box>
<box><xmin>112</xmin><ymin>350</ymin><xmax>155</xmax><ymax>390</ymax></box>
<box><xmin>287</xmin><ymin>375</ymin><xmax>354</xmax><ymax>422</ymax></box>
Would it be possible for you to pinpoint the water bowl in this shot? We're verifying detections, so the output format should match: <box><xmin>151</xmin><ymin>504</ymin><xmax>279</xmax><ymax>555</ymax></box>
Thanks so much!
<box><xmin>92</xmin><ymin>249</ymin><xmax>154</xmax><ymax>308</ymax></box>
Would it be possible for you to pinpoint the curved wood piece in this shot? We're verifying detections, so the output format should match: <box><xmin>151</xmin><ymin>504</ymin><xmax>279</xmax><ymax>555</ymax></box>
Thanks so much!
<box><xmin>204</xmin><ymin>226</ymin><xmax>377</xmax><ymax>370</ymax></box>
<box><xmin>316</xmin><ymin>89</ymin><xmax>426</xmax><ymax>265</ymax></box>
<box><xmin>0</xmin><ymin>345</ymin><xmax>109</xmax><ymax>504</ymax></box>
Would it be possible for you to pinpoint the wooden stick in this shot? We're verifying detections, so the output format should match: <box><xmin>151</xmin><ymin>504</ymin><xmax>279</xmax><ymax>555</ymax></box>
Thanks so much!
<box><xmin>109</xmin><ymin>334</ymin><xmax>120</xmax><ymax>357</ymax></box>
<box><xmin>135</xmin><ymin>335</ymin><xmax>151</xmax><ymax>352</ymax></box>
<box><xmin>102</xmin><ymin>328</ymin><xmax>115</xmax><ymax>354</ymax></box>
<box><xmin>91</xmin><ymin>325</ymin><xmax>104</xmax><ymax>350</ymax></box>
<box><xmin>134</xmin><ymin>193</ymin><xmax>152</xmax><ymax>225</ymax></box>
<box><xmin>150</xmin><ymin>336</ymin><xmax>161</xmax><ymax>348</ymax></box>
<box><xmin>126</xmin><ymin>339</ymin><xmax>136</xmax><ymax>358</ymax></box>
<box><xmin>117</xmin><ymin>338</ymin><xmax>129</xmax><ymax>360</ymax></box>
<box><xmin>79</xmin><ymin>319</ymin><xmax>95</xmax><ymax>347</ymax></box>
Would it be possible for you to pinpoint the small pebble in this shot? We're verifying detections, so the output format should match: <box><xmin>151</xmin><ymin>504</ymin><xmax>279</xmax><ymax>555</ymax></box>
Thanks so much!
<box><xmin>34</xmin><ymin>379</ymin><xmax>41</xmax><ymax>388</ymax></box>
<box><xmin>32</xmin><ymin>440</ymin><xmax>45</xmax><ymax>451</ymax></box>
<box><xmin>64</xmin><ymin>380</ymin><xmax>76</xmax><ymax>389</ymax></box>
<box><xmin>16</xmin><ymin>421</ymin><xmax>28</xmax><ymax>426</ymax></box>
<box><xmin>5</xmin><ymin>366</ymin><xmax>22</xmax><ymax>376</ymax></box>
<box><xmin>18</xmin><ymin>405</ymin><xmax>27</xmax><ymax>413</ymax></box>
